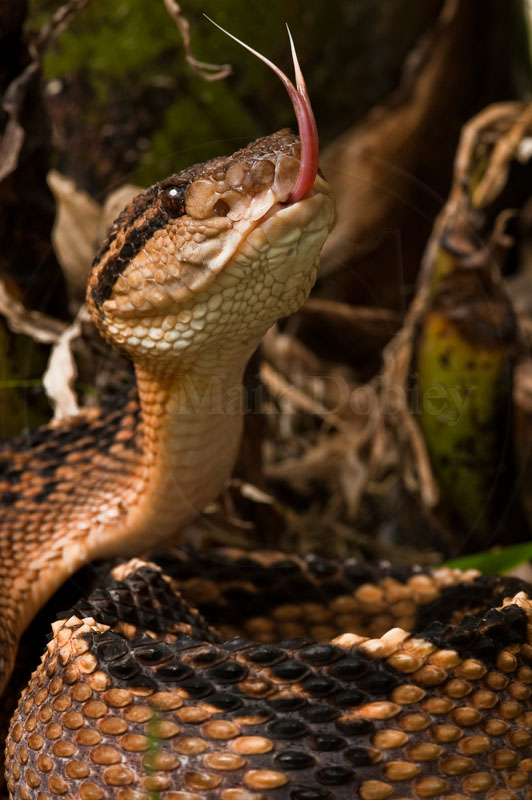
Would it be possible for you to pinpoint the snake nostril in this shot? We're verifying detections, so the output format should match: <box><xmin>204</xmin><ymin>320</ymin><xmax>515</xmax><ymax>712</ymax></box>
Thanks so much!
<box><xmin>213</xmin><ymin>198</ymin><xmax>230</xmax><ymax>216</ymax></box>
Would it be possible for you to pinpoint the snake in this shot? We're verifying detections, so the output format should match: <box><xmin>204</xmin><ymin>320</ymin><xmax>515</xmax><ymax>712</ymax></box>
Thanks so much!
<box><xmin>2</xmin><ymin>27</ymin><xmax>532</xmax><ymax>800</ymax></box>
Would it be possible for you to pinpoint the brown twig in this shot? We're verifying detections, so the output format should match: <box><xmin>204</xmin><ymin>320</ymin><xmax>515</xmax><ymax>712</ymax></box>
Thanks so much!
<box><xmin>261</xmin><ymin>361</ymin><xmax>348</xmax><ymax>431</ymax></box>
<box><xmin>453</xmin><ymin>102</ymin><xmax>519</xmax><ymax>196</ymax></box>
<box><xmin>0</xmin><ymin>0</ymin><xmax>96</xmax><ymax>184</ymax></box>
<box><xmin>472</xmin><ymin>103</ymin><xmax>532</xmax><ymax>209</ymax></box>
<box><xmin>33</xmin><ymin>0</ymin><xmax>94</xmax><ymax>58</ymax></box>
<box><xmin>163</xmin><ymin>0</ymin><xmax>232</xmax><ymax>81</ymax></box>
<box><xmin>0</xmin><ymin>280</ymin><xmax>66</xmax><ymax>343</ymax></box>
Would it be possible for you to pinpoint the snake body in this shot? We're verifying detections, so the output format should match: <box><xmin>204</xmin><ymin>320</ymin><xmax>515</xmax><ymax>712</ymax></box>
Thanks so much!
<box><xmin>1</xmin><ymin>88</ymin><xmax>532</xmax><ymax>799</ymax></box>
<box><xmin>7</xmin><ymin>550</ymin><xmax>532</xmax><ymax>799</ymax></box>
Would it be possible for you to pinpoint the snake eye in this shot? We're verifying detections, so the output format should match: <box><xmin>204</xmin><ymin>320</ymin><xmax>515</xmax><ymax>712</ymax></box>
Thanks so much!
<box><xmin>161</xmin><ymin>185</ymin><xmax>186</xmax><ymax>217</ymax></box>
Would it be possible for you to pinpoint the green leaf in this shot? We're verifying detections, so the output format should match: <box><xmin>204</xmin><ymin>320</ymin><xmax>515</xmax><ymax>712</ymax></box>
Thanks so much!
<box><xmin>444</xmin><ymin>541</ymin><xmax>532</xmax><ymax>574</ymax></box>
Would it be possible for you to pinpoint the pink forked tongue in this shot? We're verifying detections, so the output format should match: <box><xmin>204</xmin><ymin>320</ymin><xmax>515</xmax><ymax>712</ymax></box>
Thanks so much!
<box><xmin>205</xmin><ymin>18</ymin><xmax>319</xmax><ymax>203</ymax></box>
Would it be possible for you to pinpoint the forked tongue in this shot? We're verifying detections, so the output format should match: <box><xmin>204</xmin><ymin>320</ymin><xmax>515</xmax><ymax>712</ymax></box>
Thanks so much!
<box><xmin>205</xmin><ymin>18</ymin><xmax>319</xmax><ymax>203</ymax></box>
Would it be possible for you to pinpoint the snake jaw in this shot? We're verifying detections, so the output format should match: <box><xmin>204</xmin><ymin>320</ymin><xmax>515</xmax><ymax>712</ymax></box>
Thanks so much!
<box><xmin>206</xmin><ymin>18</ymin><xmax>319</xmax><ymax>203</ymax></box>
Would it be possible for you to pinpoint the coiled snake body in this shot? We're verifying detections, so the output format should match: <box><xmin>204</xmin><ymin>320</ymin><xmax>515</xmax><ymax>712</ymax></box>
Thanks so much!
<box><xmin>2</xmin><ymin>51</ymin><xmax>532</xmax><ymax>800</ymax></box>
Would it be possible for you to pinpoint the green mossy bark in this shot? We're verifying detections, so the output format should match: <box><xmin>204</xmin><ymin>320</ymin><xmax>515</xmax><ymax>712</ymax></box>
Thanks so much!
<box><xmin>0</xmin><ymin>323</ymin><xmax>51</xmax><ymax>438</ymax></box>
<box><xmin>29</xmin><ymin>0</ymin><xmax>446</xmax><ymax>193</ymax></box>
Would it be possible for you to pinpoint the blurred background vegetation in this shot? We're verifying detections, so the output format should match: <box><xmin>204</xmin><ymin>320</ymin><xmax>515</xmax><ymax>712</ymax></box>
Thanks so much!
<box><xmin>27</xmin><ymin>0</ymin><xmax>529</xmax><ymax>193</ymax></box>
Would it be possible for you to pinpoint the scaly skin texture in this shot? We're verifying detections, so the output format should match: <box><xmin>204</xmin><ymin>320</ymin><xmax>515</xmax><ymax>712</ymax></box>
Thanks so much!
<box><xmin>7</xmin><ymin>549</ymin><xmax>532</xmax><ymax>799</ymax></box>
<box><xmin>0</xmin><ymin>129</ymin><xmax>335</xmax><ymax>696</ymax></box>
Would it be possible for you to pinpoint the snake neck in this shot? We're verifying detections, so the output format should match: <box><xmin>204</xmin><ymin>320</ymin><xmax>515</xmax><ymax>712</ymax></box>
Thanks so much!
<box><xmin>86</xmin><ymin>340</ymin><xmax>259</xmax><ymax>559</ymax></box>
<box><xmin>2</xmin><ymin>342</ymin><xmax>257</xmax><ymax>671</ymax></box>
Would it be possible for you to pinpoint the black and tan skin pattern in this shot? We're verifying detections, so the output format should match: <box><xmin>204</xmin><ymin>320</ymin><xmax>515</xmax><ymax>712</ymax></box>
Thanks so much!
<box><xmin>0</xmin><ymin>384</ymin><xmax>141</xmax><ymax>680</ymax></box>
<box><xmin>7</xmin><ymin>551</ymin><xmax>532</xmax><ymax>800</ymax></box>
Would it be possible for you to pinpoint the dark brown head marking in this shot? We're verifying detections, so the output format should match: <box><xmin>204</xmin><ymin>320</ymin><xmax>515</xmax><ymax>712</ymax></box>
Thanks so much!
<box><xmin>91</xmin><ymin>179</ymin><xmax>190</xmax><ymax>308</ymax></box>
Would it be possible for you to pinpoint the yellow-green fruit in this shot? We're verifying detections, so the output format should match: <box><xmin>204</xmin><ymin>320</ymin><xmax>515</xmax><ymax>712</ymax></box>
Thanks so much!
<box><xmin>415</xmin><ymin>268</ymin><xmax>523</xmax><ymax>546</ymax></box>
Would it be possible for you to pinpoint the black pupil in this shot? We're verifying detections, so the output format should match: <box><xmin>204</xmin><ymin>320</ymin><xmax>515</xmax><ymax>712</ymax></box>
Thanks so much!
<box><xmin>162</xmin><ymin>186</ymin><xmax>185</xmax><ymax>217</ymax></box>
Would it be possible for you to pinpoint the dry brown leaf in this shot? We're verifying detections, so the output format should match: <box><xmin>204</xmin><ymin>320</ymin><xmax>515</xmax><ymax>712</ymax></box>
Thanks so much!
<box><xmin>0</xmin><ymin>280</ymin><xmax>66</xmax><ymax>343</ymax></box>
<box><xmin>48</xmin><ymin>174</ymin><xmax>144</xmax><ymax>300</ymax></box>
<box><xmin>48</xmin><ymin>171</ymin><xmax>102</xmax><ymax>297</ymax></box>
<box><xmin>0</xmin><ymin>62</ymin><xmax>39</xmax><ymax>184</ymax></box>
<box><xmin>42</xmin><ymin>305</ymin><xmax>90</xmax><ymax>419</ymax></box>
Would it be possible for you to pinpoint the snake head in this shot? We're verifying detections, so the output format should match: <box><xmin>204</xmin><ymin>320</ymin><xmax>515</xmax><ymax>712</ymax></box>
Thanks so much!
<box><xmin>87</xmin><ymin>39</ymin><xmax>335</xmax><ymax>368</ymax></box>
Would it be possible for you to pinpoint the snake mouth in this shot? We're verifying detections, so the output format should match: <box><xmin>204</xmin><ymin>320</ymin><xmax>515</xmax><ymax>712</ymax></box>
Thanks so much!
<box><xmin>175</xmin><ymin>167</ymin><xmax>333</xmax><ymax>303</ymax></box>
<box><xmin>255</xmin><ymin>176</ymin><xmax>335</xmax><ymax>237</ymax></box>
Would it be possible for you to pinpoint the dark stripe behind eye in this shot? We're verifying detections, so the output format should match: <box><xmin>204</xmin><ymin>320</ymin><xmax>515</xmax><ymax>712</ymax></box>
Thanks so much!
<box><xmin>91</xmin><ymin>216</ymin><xmax>168</xmax><ymax>307</ymax></box>
<box><xmin>93</xmin><ymin>184</ymin><xmax>159</xmax><ymax>266</ymax></box>
<box><xmin>91</xmin><ymin>183</ymin><xmax>188</xmax><ymax>308</ymax></box>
